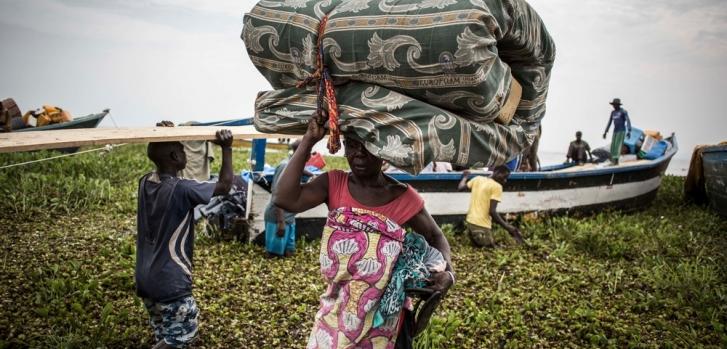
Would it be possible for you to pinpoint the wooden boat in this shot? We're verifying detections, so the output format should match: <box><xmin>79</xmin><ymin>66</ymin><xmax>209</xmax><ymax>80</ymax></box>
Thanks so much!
<box><xmin>15</xmin><ymin>109</ymin><xmax>109</xmax><ymax>132</ymax></box>
<box><xmin>188</xmin><ymin>118</ymin><xmax>252</xmax><ymax>127</ymax></box>
<box><xmin>250</xmin><ymin>134</ymin><xmax>679</xmax><ymax>238</ymax></box>
<box><xmin>13</xmin><ymin>109</ymin><xmax>109</xmax><ymax>153</ymax></box>
<box><xmin>702</xmin><ymin>145</ymin><xmax>727</xmax><ymax>218</ymax></box>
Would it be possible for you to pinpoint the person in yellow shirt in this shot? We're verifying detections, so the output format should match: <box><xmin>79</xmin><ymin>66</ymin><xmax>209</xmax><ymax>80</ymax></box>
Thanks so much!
<box><xmin>458</xmin><ymin>166</ymin><xmax>524</xmax><ymax>248</ymax></box>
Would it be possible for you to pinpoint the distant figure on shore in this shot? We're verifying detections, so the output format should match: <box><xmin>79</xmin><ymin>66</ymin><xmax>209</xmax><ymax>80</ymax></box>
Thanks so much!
<box><xmin>136</xmin><ymin>129</ymin><xmax>233</xmax><ymax>349</ymax></box>
<box><xmin>458</xmin><ymin>166</ymin><xmax>524</xmax><ymax>248</ymax></box>
<box><xmin>566</xmin><ymin>131</ymin><xmax>592</xmax><ymax>165</ymax></box>
<box><xmin>603</xmin><ymin>98</ymin><xmax>632</xmax><ymax>165</ymax></box>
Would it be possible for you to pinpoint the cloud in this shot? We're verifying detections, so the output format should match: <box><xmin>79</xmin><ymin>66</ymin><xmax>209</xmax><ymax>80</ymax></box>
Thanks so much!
<box><xmin>1</xmin><ymin>0</ymin><xmax>725</xmax><ymax>156</ymax></box>
<box><xmin>697</xmin><ymin>30</ymin><xmax>727</xmax><ymax>44</ymax></box>
<box><xmin>529</xmin><ymin>0</ymin><xmax>727</xmax><ymax>154</ymax></box>
<box><xmin>647</xmin><ymin>0</ymin><xmax>727</xmax><ymax>13</ymax></box>
<box><xmin>0</xmin><ymin>0</ymin><xmax>263</xmax><ymax>128</ymax></box>
<box><xmin>57</xmin><ymin>0</ymin><xmax>246</xmax><ymax>17</ymax></box>
<box><xmin>532</xmin><ymin>0</ymin><xmax>727</xmax><ymax>66</ymax></box>
<box><xmin>146</xmin><ymin>0</ymin><xmax>251</xmax><ymax>16</ymax></box>
<box><xmin>0</xmin><ymin>0</ymin><xmax>258</xmax><ymax>44</ymax></box>
<box><xmin>1</xmin><ymin>0</ymin><xmax>184</xmax><ymax>43</ymax></box>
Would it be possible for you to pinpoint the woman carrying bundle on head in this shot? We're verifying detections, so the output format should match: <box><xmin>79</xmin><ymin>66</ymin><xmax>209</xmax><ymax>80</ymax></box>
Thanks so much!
<box><xmin>273</xmin><ymin>112</ymin><xmax>455</xmax><ymax>349</ymax></box>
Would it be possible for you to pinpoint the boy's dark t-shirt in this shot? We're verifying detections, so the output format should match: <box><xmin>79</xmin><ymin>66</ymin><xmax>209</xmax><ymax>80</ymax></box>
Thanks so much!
<box><xmin>135</xmin><ymin>172</ymin><xmax>215</xmax><ymax>303</ymax></box>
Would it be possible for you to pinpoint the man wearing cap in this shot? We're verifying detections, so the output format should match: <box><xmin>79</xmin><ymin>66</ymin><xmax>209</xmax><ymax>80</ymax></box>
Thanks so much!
<box><xmin>603</xmin><ymin>98</ymin><xmax>632</xmax><ymax>165</ymax></box>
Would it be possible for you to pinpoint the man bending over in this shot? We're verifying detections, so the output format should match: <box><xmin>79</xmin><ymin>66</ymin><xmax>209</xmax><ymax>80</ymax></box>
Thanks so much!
<box><xmin>458</xmin><ymin>166</ymin><xmax>524</xmax><ymax>248</ymax></box>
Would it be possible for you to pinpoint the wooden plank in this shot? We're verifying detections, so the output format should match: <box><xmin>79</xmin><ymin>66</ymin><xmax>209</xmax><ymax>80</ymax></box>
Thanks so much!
<box><xmin>0</xmin><ymin>126</ymin><xmax>294</xmax><ymax>153</ymax></box>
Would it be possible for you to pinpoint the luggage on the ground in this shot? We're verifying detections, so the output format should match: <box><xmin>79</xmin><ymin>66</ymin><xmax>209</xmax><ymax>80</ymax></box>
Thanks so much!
<box><xmin>200</xmin><ymin>176</ymin><xmax>250</xmax><ymax>241</ymax></box>
<box><xmin>243</xmin><ymin>0</ymin><xmax>555</xmax><ymax>174</ymax></box>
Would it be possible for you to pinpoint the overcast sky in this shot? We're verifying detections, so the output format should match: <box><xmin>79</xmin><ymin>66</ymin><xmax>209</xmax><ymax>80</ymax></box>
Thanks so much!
<box><xmin>1</xmin><ymin>0</ymin><xmax>726</xmax><ymax>160</ymax></box>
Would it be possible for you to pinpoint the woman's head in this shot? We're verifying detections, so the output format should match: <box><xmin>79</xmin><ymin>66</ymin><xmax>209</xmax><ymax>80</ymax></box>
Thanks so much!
<box><xmin>343</xmin><ymin>136</ymin><xmax>383</xmax><ymax>178</ymax></box>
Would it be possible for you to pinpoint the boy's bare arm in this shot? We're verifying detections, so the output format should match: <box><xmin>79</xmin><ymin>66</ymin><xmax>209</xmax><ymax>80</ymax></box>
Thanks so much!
<box><xmin>212</xmin><ymin>130</ymin><xmax>233</xmax><ymax>196</ymax></box>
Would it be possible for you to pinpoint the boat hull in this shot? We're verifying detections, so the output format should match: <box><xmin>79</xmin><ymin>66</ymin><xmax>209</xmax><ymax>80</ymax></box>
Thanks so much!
<box><xmin>252</xmin><ymin>139</ymin><xmax>677</xmax><ymax>239</ymax></box>
<box><xmin>15</xmin><ymin>111</ymin><xmax>108</xmax><ymax>153</ymax></box>
<box><xmin>703</xmin><ymin>145</ymin><xmax>727</xmax><ymax>218</ymax></box>
<box><xmin>16</xmin><ymin>111</ymin><xmax>108</xmax><ymax>132</ymax></box>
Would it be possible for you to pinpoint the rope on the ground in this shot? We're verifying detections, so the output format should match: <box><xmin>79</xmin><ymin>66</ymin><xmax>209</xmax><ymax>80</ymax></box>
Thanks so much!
<box><xmin>0</xmin><ymin>143</ymin><xmax>126</xmax><ymax>170</ymax></box>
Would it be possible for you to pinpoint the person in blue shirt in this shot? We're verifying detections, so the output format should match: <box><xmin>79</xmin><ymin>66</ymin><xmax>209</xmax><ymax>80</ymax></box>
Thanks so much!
<box><xmin>136</xmin><ymin>129</ymin><xmax>233</xmax><ymax>349</ymax></box>
<box><xmin>603</xmin><ymin>98</ymin><xmax>632</xmax><ymax>165</ymax></box>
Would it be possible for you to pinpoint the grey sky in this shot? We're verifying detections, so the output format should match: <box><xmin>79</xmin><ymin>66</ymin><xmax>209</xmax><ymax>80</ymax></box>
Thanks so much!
<box><xmin>1</xmin><ymin>0</ymin><xmax>725</xmax><ymax>160</ymax></box>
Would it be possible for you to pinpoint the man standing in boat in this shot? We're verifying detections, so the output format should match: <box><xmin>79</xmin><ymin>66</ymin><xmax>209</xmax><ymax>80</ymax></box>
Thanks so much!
<box><xmin>566</xmin><ymin>131</ymin><xmax>592</xmax><ymax>165</ymax></box>
<box><xmin>603</xmin><ymin>98</ymin><xmax>632</xmax><ymax>165</ymax></box>
<box><xmin>458</xmin><ymin>166</ymin><xmax>524</xmax><ymax>248</ymax></box>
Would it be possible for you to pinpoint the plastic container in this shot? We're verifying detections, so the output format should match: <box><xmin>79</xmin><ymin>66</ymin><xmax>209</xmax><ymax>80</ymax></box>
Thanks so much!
<box><xmin>641</xmin><ymin>140</ymin><xmax>669</xmax><ymax>160</ymax></box>
<box><xmin>641</xmin><ymin>135</ymin><xmax>658</xmax><ymax>153</ymax></box>
<box><xmin>306</xmin><ymin>152</ymin><xmax>326</xmax><ymax>170</ymax></box>
<box><xmin>623</xmin><ymin>128</ymin><xmax>644</xmax><ymax>154</ymax></box>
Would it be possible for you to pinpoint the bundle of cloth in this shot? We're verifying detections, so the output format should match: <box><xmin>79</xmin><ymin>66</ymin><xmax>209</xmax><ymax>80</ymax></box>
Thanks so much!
<box><xmin>243</xmin><ymin>0</ymin><xmax>555</xmax><ymax>174</ymax></box>
<box><xmin>310</xmin><ymin>207</ymin><xmax>445</xmax><ymax>348</ymax></box>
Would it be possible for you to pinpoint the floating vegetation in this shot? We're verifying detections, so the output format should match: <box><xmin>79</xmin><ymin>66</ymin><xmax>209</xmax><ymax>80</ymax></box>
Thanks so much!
<box><xmin>0</xmin><ymin>145</ymin><xmax>725</xmax><ymax>348</ymax></box>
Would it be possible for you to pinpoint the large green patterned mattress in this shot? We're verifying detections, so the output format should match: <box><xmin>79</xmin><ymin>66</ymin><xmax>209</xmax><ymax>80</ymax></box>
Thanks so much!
<box><xmin>243</xmin><ymin>0</ymin><xmax>555</xmax><ymax>173</ymax></box>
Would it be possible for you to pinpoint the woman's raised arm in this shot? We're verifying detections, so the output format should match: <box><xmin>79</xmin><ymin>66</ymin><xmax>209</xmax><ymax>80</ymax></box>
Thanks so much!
<box><xmin>273</xmin><ymin>114</ymin><xmax>329</xmax><ymax>213</ymax></box>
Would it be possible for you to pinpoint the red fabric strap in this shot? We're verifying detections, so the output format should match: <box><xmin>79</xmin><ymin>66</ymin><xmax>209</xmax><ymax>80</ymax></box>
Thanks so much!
<box><xmin>296</xmin><ymin>15</ymin><xmax>341</xmax><ymax>154</ymax></box>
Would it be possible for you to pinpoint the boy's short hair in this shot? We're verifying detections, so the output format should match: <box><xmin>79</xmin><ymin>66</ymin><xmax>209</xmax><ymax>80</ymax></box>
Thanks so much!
<box><xmin>147</xmin><ymin>141</ymin><xmax>183</xmax><ymax>167</ymax></box>
<box><xmin>492</xmin><ymin>165</ymin><xmax>511</xmax><ymax>176</ymax></box>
